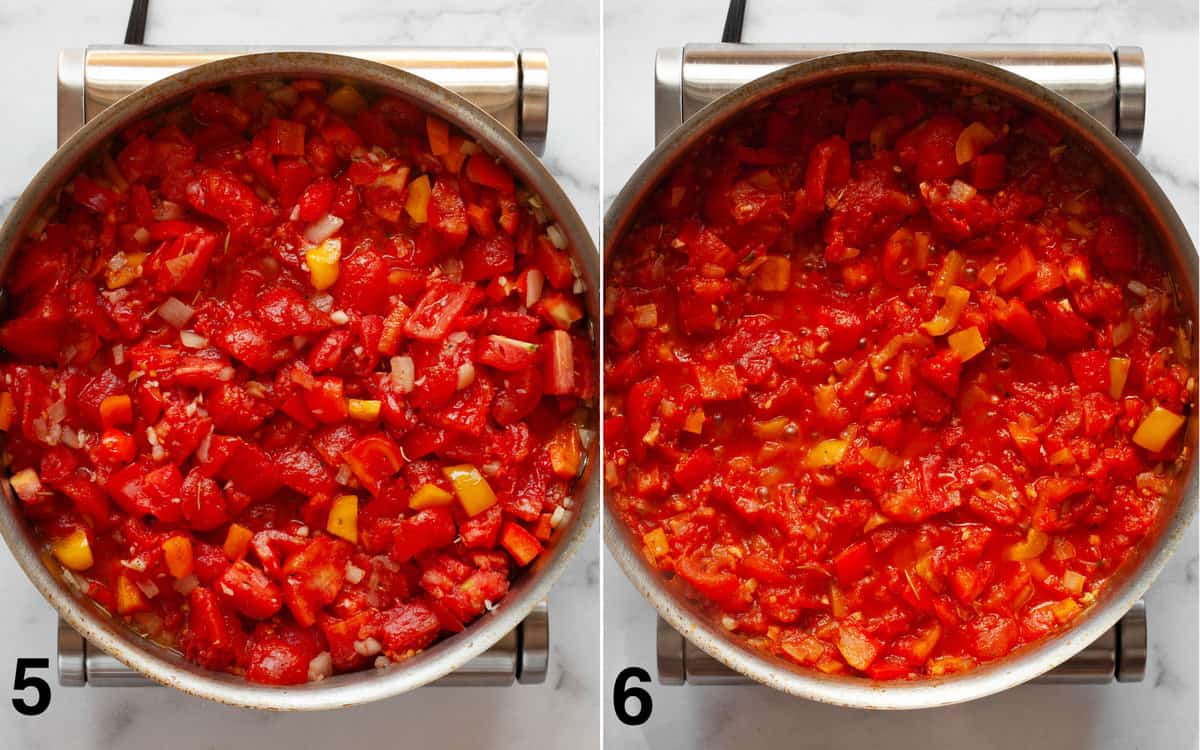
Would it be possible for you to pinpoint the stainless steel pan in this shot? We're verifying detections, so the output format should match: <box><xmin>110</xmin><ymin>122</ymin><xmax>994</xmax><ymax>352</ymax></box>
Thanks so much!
<box><xmin>604</xmin><ymin>49</ymin><xmax>1197</xmax><ymax>710</ymax></box>
<box><xmin>0</xmin><ymin>51</ymin><xmax>599</xmax><ymax>711</ymax></box>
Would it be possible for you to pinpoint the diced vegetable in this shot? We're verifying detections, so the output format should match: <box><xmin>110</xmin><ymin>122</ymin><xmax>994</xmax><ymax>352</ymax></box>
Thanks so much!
<box><xmin>955</xmin><ymin>122</ymin><xmax>996</xmax><ymax>164</ymax></box>
<box><xmin>426</xmin><ymin>116</ymin><xmax>450</xmax><ymax>156</ymax></box>
<box><xmin>99</xmin><ymin>394</ymin><xmax>133</xmax><ymax>428</ymax></box>
<box><xmin>52</xmin><ymin>529</ymin><xmax>94</xmax><ymax>571</ymax></box>
<box><xmin>544</xmin><ymin>330</ymin><xmax>575</xmax><ymax>395</ymax></box>
<box><xmin>1005</xmin><ymin>528</ymin><xmax>1049</xmax><ymax>561</ymax></box>
<box><xmin>499</xmin><ymin>521</ymin><xmax>542</xmax><ymax>566</ymax></box>
<box><xmin>8</xmin><ymin>468</ymin><xmax>43</xmax><ymax>504</ymax></box>
<box><xmin>347</xmin><ymin>399</ymin><xmax>381</xmax><ymax>422</ymax></box>
<box><xmin>0</xmin><ymin>391</ymin><xmax>13</xmax><ymax>431</ymax></box>
<box><xmin>306</xmin><ymin>239</ymin><xmax>341</xmax><ymax>291</ymax></box>
<box><xmin>1131</xmin><ymin>407</ymin><xmax>1186</xmax><ymax>452</ymax></box>
<box><xmin>805</xmin><ymin>439</ymin><xmax>848</xmax><ymax>469</ymax></box>
<box><xmin>224</xmin><ymin>523</ymin><xmax>254</xmax><ymax>561</ymax></box>
<box><xmin>443</xmin><ymin>464</ymin><xmax>499</xmax><ymax>516</ymax></box>
<box><xmin>1108</xmin><ymin>357</ymin><xmax>1131</xmax><ymax>399</ymax></box>
<box><xmin>947</xmin><ymin>326</ymin><xmax>985</xmax><ymax>361</ymax></box>
<box><xmin>162</xmin><ymin>536</ymin><xmax>194</xmax><ymax>579</ymax></box>
<box><xmin>116</xmin><ymin>574</ymin><xmax>150</xmax><ymax>615</ymax></box>
<box><xmin>409</xmin><ymin>482</ymin><xmax>454</xmax><ymax>510</ymax></box>
<box><xmin>405</xmin><ymin>175</ymin><xmax>431</xmax><ymax>223</ymax></box>
<box><xmin>921</xmin><ymin>285</ymin><xmax>970</xmax><ymax>336</ymax></box>
<box><xmin>753</xmin><ymin>256</ymin><xmax>791</xmax><ymax>292</ymax></box>
<box><xmin>643</xmin><ymin>527</ymin><xmax>669</xmax><ymax>558</ymax></box>
<box><xmin>326</xmin><ymin>494</ymin><xmax>358</xmax><ymax>543</ymax></box>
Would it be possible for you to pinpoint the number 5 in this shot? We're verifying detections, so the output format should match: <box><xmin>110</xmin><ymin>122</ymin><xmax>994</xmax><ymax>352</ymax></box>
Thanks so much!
<box><xmin>12</xmin><ymin>658</ymin><xmax>51</xmax><ymax>716</ymax></box>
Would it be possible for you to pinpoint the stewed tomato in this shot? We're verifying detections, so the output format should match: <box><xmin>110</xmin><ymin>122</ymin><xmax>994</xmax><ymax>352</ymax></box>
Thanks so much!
<box><xmin>605</xmin><ymin>78</ymin><xmax>1193</xmax><ymax>679</ymax></box>
<box><xmin>0</xmin><ymin>78</ymin><xmax>592</xmax><ymax>685</ymax></box>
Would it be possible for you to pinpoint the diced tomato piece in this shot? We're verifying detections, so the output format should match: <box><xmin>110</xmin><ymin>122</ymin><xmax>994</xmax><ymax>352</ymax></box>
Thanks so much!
<box><xmin>404</xmin><ymin>281</ymin><xmax>473</xmax><ymax>341</ymax></box>
<box><xmin>265</xmin><ymin>118</ymin><xmax>306</xmax><ymax>156</ymax></box>
<box><xmin>499</xmin><ymin>521</ymin><xmax>542</xmax><ymax>566</ymax></box>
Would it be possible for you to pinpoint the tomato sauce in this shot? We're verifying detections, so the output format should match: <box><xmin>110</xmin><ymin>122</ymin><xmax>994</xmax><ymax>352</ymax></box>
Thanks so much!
<box><xmin>1</xmin><ymin>79</ymin><xmax>592</xmax><ymax>684</ymax></box>
<box><xmin>605</xmin><ymin>79</ymin><xmax>1193</xmax><ymax>679</ymax></box>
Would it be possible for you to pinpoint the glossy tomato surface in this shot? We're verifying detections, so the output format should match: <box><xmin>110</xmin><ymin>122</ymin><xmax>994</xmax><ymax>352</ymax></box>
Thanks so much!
<box><xmin>1</xmin><ymin>78</ymin><xmax>592</xmax><ymax>685</ymax></box>
<box><xmin>605</xmin><ymin>78</ymin><xmax>1193</xmax><ymax>680</ymax></box>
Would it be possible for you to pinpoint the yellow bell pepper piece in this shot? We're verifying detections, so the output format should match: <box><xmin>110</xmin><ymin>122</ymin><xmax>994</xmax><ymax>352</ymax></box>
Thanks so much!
<box><xmin>643</xmin><ymin>528</ymin><xmax>668</xmax><ymax>559</ymax></box>
<box><xmin>347</xmin><ymin>399</ymin><xmax>381</xmax><ymax>421</ymax></box>
<box><xmin>1132</xmin><ymin>406</ymin><xmax>1186</xmax><ymax>452</ymax></box>
<box><xmin>405</xmin><ymin>175</ymin><xmax>432</xmax><ymax>223</ymax></box>
<box><xmin>1005</xmin><ymin>527</ymin><xmax>1049</xmax><ymax>561</ymax></box>
<box><xmin>409</xmin><ymin>482</ymin><xmax>454</xmax><ymax>510</ymax></box>
<box><xmin>115</xmin><ymin>574</ymin><xmax>148</xmax><ymax>615</ymax></box>
<box><xmin>955</xmin><ymin>122</ymin><xmax>997</xmax><ymax>164</ymax></box>
<box><xmin>52</xmin><ymin>528</ymin><xmax>94</xmax><ymax>572</ymax></box>
<box><xmin>325</xmin><ymin>84</ymin><xmax>368</xmax><ymax>116</ymax></box>
<box><xmin>442</xmin><ymin>464</ymin><xmax>498</xmax><ymax>516</ymax></box>
<box><xmin>306</xmin><ymin>238</ymin><xmax>341</xmax><ymax>291</ymax></box>
<box><xmin>327</xmin><ymin>494</ymin><xmax>359</xmax><ymax>543</ymax></box>
<box><xmin>1109</xmin><ymin>357</ymin><xmax>1131</xmax><ymax>399</ymax></box>
<box><xmin>921</xmin><ymin>285</ymin><xmax>970</xmax><ymax>336</ymax></box>
<box><xmin>682</xmin><ymin>407</ymin><xmax>706</xmax><ymax>435</ymax></box>
<box><xmin>948</xmin><ymin>326</ymin><xmax>986</xmax><ymax>361</ymax></box>
<box><xmin>805</xmin><ymin>439</ymin><xmax>848</xmax><ymax>469</ymax></box>
<box><xmin>931</xmin><ymin>251</ymin><xmax>966</xmax><ymax>297</ymax></box>
<box><xmin>105</xmin><ymin>252</ymin><xmax>147</xmax><ymax>290</ymax></box>
<box><xmin>161</xmin><ymin>536</ymin><xmax>194</xmax><ymax>579</ymax></box>
<box><xmin>753</xmin><ymin>256</ymin><xmax>791</xmax><ymax>292</ymax></box>
<box><xmin>752</xmin><ymin>416</ymin><xmax>791</xmax><ymax>441</ymax></box>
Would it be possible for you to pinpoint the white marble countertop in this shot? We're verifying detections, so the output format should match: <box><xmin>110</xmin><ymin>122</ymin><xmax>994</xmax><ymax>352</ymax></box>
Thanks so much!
<box><xmin>603</xmin><ymin>1</ymin><xmax>1198</xmax><ymax>748</ymax></box>
<box><xmin>0</xmin><ymin>1</ymin><xmax>600</xmax><ymax>748</ymax></box>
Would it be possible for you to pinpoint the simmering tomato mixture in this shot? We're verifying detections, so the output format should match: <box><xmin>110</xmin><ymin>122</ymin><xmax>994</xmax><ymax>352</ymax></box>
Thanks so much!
<box><xmin>605</xmin><ymin>79</ymin><xmax>1193</xmax><ymax>679</ymax></box>
<box><xmin>1</xmin><ymin>79</ymin><xmax>593</xmax><ymax>684</ymax></box>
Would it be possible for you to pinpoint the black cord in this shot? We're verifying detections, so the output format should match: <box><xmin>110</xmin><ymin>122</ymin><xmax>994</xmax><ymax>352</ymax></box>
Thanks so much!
<box><xmin>124</xmin><ymin>0</ymin><xmax>149</xmax><ymax>45</ymax></box>
<box><xmin>721</xmin><ymin>0</ymin><xmax>746</xmax><ymax>43</ymax></box>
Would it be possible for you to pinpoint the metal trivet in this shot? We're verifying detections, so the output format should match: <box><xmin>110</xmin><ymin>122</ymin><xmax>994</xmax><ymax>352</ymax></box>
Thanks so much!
<box><xmin>650</xmin><ymin>40</ymin><xmax>1152</xmax><ymax>687</ymax></box>
<box><xmin>52</xmin><ymin>40</ymin><xmax>552</xmax><ymax>689</ymax></box>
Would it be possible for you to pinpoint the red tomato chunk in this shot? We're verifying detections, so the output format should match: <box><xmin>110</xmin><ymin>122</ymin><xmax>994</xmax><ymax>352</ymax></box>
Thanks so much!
<box><xmin>604</xmin><ymin>79</ymin><xmax>1193</xmax><ymax>680</ymax></box>
<box><xmin>0</xmin><ymin>79</ymin><xmax>593</xmax><ymax>685</ymax></box>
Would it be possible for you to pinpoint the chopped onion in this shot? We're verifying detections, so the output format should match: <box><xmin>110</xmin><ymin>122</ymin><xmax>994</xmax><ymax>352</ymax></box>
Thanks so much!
<box><xmin>550</xmin><ymin>506</ymin><xmax>567</xmax><ymax>528</ymax></box>
<box><xmin>304</xmin><ymin>213</ymin><xmax>344</xmax><ymax>244</ymax></box>
<box><xmin>1127</xmin><ymin>280</ymin><xmax>1149</xmax><ymax>297</ymax></box>
<box><xmin>345</xmin><ymin>563</ymin><xmax>366</xmax><ymax>584</ymax></box>
<box><xmin>172</xmin><ymin>574</ymin><xmax>199</xmax><ymax>595</ymax></box>
<box><xmin>335</xmin><ymin>464</ymin><xmax>353</xmax><ymax>485</ymax></box>
<box><xmin>948</xmin><ymin>180</ymin><xmax>977</xmax><ymax>202</ymax></box>
<box><xmin>307</xmin><ymin>651</ymin><xmax>333</xmax><ymax>682</ymax></box>
<box><xmin>525</xmin><ymin>269</ymin><xmax>544</xmax><ymax>308</ymax></box>
<box><xmin>157</xmin><ymin>296</ymin><xmax>194</xmax><ymax>328</ymax></box>
<box><xmin>133</xmin><ymin>227</ymin><xmax>150</xmax><ymax>244</ymax></box>
<box><xmin>196</xmin><ymin>432</ymin><xmax>212</xmax><ymax>464</ymax></box>
<box><xmin>111</xmin><ymin>344</ymin><xmax>125</xmax><ymax>365</ymax></box>
<box><xmin>330</xmin><ymin>310</ymin><xmax>350</xmax><ymax>325</ymax></box>
<box><xmin>311</xmin><ymin>293</ymin><xmax>334</xmax><ymax>312</ymax></box>
<box><xmin>546</xmin><ymin>223</ymin><xmax>568</xmax><ymax>249</ymax></box>
<box><xmin>456</xmin><ymin>363</ymin><xmax>476</xmax><ymax>390</ymax></box>
<box><xmin>47</xmin><ymin>400</ymin><xmax>67</xmax><ymax>425</ymax></box>
<box><xmin>390</xmin><ymin>356</ymin><xmax>415</xmax><ymax>393</ymax></box>
<box><xmin>180</xmin><ymin>330</ymin><xmax>208</xmax><ymax>349</ymax></box>
<box><xmin>136</xmin><ymin>580</ymin><xmax>160</xmax><ymax>599</ymax></box>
